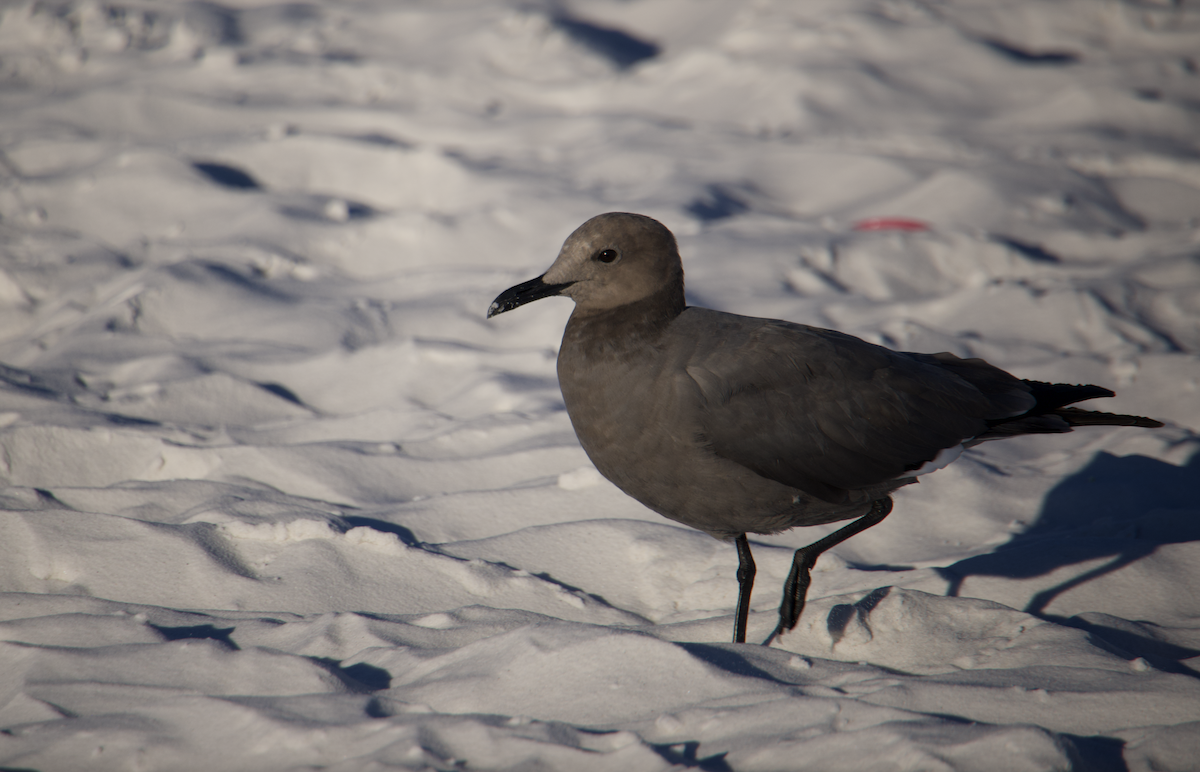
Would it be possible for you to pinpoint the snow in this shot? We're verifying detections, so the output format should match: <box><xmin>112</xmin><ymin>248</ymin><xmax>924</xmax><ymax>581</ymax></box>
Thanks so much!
<box><xmin>0</xmin><ymin>0</ymin><xmax>1198</xmax><ymax>769</ymax></box>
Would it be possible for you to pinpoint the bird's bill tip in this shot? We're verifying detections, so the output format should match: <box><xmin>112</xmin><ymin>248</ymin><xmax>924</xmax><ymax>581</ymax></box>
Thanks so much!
<box><xmin>487</xmin><ymin>275</ymin><xmax>573</xmax><ymax>318</ymax></box>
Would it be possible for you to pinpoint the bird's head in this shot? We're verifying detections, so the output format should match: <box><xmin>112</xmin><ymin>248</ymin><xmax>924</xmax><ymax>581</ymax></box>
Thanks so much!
<box><xmin>488</xmin><ymin>212</ymin><xmax>684</xmax><ymax>319</ymax></box>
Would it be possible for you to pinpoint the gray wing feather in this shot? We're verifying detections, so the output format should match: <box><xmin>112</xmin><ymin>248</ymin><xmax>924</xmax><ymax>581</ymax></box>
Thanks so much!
<box><xmin>678</xmin><ymin>313</ymin><xmax>1030</xmax><ymax>501</ymax></box>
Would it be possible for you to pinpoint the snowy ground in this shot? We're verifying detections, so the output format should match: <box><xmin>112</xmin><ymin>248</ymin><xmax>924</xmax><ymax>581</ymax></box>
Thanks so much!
<box><xmin>1</xmin><ymin>0</ymin><xmax>1199</xmax><ymax>769</ymax></box>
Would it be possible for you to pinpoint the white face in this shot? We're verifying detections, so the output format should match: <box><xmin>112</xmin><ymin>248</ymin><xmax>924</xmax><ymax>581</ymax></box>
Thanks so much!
<box><xmin>542</xmin><ymin>213</ymin><xmax>683</xmax><ymax>314</ymax></box>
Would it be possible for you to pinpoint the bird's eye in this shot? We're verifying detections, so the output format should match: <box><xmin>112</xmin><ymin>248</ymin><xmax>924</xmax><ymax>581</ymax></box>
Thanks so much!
<box><xmin>595</xmin><ymin>248</ymin><xmax>619</xmax><ymax>264</ymax></box>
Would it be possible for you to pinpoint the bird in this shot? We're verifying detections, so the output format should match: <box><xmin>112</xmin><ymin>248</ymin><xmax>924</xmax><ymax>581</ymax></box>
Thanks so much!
<box><xmin>487</xmin><ymin>212</ymin><xmax>1163</xmax><ymax>645</ymax></box>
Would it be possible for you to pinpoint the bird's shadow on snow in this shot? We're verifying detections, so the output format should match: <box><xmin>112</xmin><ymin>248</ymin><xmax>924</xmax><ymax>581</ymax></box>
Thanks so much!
<box><xmin>937</xmin><ymin>450</ymin><xmax>1200</xmax><ymax>604</ymax></box>
<box><xmin>936</xmin><ymin>448</ymin><xmax>1200</xmax><ymax>669</ymax></box>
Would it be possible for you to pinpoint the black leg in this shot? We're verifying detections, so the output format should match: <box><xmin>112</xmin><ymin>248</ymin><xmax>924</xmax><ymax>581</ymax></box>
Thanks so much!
<box><xmin>733</xmin><ymin>533</ymin><xmax>756</xmax><ymax>644</ymax></box>
<box><xmin>763</xmin><ymin>497</ymin><xmax>894</xmax><ymax>646</ymax></box>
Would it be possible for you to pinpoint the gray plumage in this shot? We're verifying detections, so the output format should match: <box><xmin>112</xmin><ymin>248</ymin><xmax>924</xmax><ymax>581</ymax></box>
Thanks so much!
<box><xmin>488</xmin><ymin>212</ymin><xmax>1162</xmax><ymax>644</ymax></box>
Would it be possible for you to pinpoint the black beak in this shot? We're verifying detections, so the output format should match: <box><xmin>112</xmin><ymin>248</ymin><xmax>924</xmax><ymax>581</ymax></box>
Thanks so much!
<box><xmin>487</xmin><ymin>275</ymin><xmax>574</xmax><ymax>318</ymax></box>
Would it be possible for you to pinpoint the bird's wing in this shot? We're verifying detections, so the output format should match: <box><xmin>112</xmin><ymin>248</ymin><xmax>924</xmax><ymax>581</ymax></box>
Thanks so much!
<box><xmin>676</xmin><ymin>310</ymin><xmax>1030</xmax><ymax>502</ymax></box>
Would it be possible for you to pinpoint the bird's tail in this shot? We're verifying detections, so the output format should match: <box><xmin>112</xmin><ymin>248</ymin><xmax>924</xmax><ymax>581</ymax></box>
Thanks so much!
<box><xmin>1053</xmin><ymin>406</ymin><xmax>1163</xmax><ymax>428</ymax></box>
<box><xmin>1024</xmin><ymin>380</ymin><xmax>1163</xmax><ymax>428</ymax></box>
<box><xmin>975</xmin><ymin>380</ymin><xmax>1163</xmax><ymax>441</ymax></box>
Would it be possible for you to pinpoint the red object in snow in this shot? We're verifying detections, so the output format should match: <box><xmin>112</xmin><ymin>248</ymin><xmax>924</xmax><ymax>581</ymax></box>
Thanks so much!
<box><xmin>852</xmin><ymin>217</ymin><xmax>931</xmax><ymax>232</ymax></box>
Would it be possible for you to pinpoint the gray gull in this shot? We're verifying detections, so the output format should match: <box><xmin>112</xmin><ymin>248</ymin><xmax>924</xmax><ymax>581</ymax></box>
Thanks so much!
<box><xmin>488</xmin><ymin>212</ymin><xmax>1163</xmax><ymax>645</ymax></box>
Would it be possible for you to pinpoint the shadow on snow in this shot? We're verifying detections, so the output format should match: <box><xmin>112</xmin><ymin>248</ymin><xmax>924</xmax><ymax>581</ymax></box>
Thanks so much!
<box><xmin>936</xmin><ymin>448</ymin><xmax>1200</xmax><ymax>671</ymax></box>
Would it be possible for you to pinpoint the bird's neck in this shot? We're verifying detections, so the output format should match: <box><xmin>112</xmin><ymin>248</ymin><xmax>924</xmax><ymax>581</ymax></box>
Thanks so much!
<box><xmin>561</xmin><ymin>283</ymin><xmax>685</xmax><ymax>361</ymax></box>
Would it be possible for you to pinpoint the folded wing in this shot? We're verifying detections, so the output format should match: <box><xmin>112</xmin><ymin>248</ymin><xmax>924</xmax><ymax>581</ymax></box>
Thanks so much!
<box><xmin>680</xmin><ymin>312</ymin><xmax>1035</xmax><ymax>504</ymax></box>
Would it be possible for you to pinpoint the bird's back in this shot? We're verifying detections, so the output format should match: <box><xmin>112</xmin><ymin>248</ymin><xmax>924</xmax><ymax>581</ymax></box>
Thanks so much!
<box><xmin>560</xmin><ymin>304</ymin><xmax>953</xmax><ymax>536</ymax></box>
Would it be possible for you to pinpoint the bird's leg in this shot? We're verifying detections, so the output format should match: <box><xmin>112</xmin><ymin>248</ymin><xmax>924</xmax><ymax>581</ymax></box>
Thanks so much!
<box><xmin>733</xmin><ymin>533</ymin><xmax>756</xmax><ymax>644</ymax></box>
<box><xmin>763</xmin><ymin>497</ymin><xmax>894</xmax><ymax>646</ymax></box>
